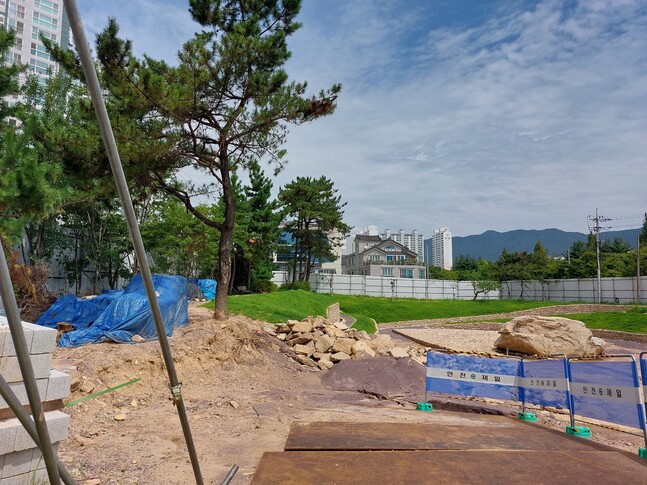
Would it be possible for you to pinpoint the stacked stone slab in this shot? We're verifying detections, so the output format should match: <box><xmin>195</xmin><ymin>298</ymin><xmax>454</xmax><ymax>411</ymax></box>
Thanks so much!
<box><xmin>264</xmin><ymin>315</ymin><xmax>427</xmax><ymax>370</ymax></box>
<box><xmin>0</xmin><ymin>317</ymin><xmax>71</xmax><ymax>485</ymax></box>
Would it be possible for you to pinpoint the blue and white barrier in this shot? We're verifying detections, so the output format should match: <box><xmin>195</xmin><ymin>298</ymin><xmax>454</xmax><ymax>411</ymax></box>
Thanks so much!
<box><xmin>425</xmin><ymin>351</ymin><xmax>647</xmax><ymax>454</ymax></box>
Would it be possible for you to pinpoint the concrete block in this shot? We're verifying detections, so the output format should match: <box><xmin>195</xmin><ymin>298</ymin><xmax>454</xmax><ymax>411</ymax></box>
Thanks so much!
<box><xmin>13</xmin><ymin>411</ymin><xmax>69</xmax><ymax>453</ymax></box>
<box><xmin>0</xmin><ymin>353</ymin><xmax>51</xmax><ymax>383</ymax></box>
<box><xmin>45</xmin><ymin>370</ymin><xmax>71</xmax><ymax>402</ymax></box>
<box><xmin>0</xmin><ymin>418</ymin><xmax>19</xmax><ymax>455</ymax></box>
<box><xmin>21</xmin><ymin>323</ymin><xmax>56</xmax><ymax>355</ymax></box>
<box><xmin>0</xmin><ymin>448</ymin><xmax>33</xmax><ymax>480</ymax></box>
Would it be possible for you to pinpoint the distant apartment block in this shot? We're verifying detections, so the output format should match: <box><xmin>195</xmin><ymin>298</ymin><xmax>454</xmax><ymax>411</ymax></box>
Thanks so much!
<box><xmin>381</xmin><ymin>228</ymin><xmax>424</xmax><ymax>262</ymax></box>
<box><xmin>1</xmin><ymin>0</ymin><xmax>71</xmax><ymax>93</ymax></box>
<box><xmin>431</xmin><ymin>227</ymin><xmax>453</xmax><ymax>270</ymax></box>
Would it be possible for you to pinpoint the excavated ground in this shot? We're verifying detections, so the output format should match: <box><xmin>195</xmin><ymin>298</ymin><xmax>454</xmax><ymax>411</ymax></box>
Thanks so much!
<box><xmin>53</xmin><ymin>304</ymin><xmax>647</xmax><ymax>484</ymax></box>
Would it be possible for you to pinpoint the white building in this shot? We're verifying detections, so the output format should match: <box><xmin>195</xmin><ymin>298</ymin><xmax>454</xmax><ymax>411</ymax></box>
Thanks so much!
<box><xmin>1</xmin><ymin>0</ymin><xmax>71</xmax><ymax>91</ymax></box>
<box><xmin>432</xmin><ymin>227</ymin><xmax>453</xmax><ymax>270</ymax></box>
<box><xmin>381</xmin><ymin>228</ymin><xmax>424</xmax><ymax>262</ymax></box>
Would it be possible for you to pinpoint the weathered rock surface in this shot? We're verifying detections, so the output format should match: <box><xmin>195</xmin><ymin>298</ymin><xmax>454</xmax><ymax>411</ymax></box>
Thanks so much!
<box><xmin>494</xmin><ymin>315</ymin><xmax>606</xmax><ymax>357</ymax></box>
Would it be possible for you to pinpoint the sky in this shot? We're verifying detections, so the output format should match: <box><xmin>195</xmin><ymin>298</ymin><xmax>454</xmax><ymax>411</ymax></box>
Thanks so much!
<box><xmin>76</xmin><ymin>0</ymin><xmax>647</xmax><ymax>238</ymax></box>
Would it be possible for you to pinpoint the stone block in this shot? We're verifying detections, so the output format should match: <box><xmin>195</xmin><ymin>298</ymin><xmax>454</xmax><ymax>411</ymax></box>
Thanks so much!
<box><xmin>0</xmin><ymin>378</ymin><xmax>48</xmax><ymax>410</ymax></box>
<box><xmin>331</xmin><ymin>338</ymin><xmax>355</xmax><ymax>355</ymax></box>
<box><xmin>0</xmin><ymin>419</ymin><xmax>19</xmax><ymax>455</ymax></box>
<box><xmin>291</xmin><ymin>321</ymin><xmax>313</xmax><ymax>333</ymax></box>
<box><xmin>45</xmin><ymin>370</ymin><xmax>71</xmax><ymax>402</ymax></box>
<box><xmin>13</xmin><ymin>411</ymin><xmax>69</xmax><ymax>453</ymax></box>
<box><xmin>0</xmin><ymin>327</ymin><xmax>6</xmax><ymax>359</ymax></box>
<box><xmin>0</xmin><ymin>353</ymin><xmax>52</xmax><ymax>384</ymax></box>
<box><xmin>22</xmin><ymin>323</ymin><xmax>56</xmax><ymax>355</ymax></box>
<box><xmin>1</xmin><ymin>326</ymin><xmax>34</xmax><ymax>359</ymax></box>
<box><xmin>1</xmin><ymin>449</ymin><xmax>33</xmax><ymax>480</ymax></box>
<box><xmin>326</xmin><ymin>303</ymin><xmax>341</xmax><ymax>323</ymax></box>
<box><xmin>0</xmin><ymin>472</ymin><xmax>31</xmax><ymax>484</ymax></box>
<box><xmin>30</xmin><ymin>443</ymin><xmax>59</xmax><ymax>472</ymax></box>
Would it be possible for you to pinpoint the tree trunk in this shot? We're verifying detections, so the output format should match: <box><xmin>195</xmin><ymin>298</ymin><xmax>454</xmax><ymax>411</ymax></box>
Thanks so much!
<box><xmin>213</xmin><ymin>156</ymin><xmax>235</xmax><ymax>320</ymax></box>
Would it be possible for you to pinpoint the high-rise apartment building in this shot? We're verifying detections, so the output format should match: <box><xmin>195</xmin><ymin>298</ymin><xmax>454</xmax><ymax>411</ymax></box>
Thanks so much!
<box><xmin>1</xmin><ymin>0</ymin><xmax>71</xmax><ymax>90</ymax></box>
<box><xmin>381</xmin><ymin>228</ymin><xmax>424</xmax><ymax>262</ymax></box>
<box><xmin>431</xmin><ymin>227</ymin><xmax>452</xmax><ymax>270</ymax></box>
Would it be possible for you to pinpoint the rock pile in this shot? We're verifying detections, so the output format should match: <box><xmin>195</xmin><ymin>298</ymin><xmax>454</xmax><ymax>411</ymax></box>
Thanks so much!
<box><xmin>264</xmin><ymin>315</ymin><xmax>427</xmax><ymax>370</ymax></box>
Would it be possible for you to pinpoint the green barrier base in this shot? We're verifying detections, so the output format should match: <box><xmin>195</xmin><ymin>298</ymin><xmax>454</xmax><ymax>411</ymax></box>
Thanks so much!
<box><xmin>416</xmin><ymin>402</ymin><xmax>433</xmax><ymax>412</ymax></box>
<box><xmin>517</xmin><ymin>412</ymin><xmax>538</xmax><ymax>421</ymax></box>
<box><xmin>566</xmin><ymin>426</ymin><xmax>591</xmax><ymax>438</ymax></box>
<box><xmin>639</xmin><ymin>448</ymin><xmax>647</xmax><ymax>459</ymax></box>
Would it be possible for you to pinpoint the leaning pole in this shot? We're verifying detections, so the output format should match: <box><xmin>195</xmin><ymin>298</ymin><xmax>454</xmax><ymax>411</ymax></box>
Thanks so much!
<box><xmin>61</xmin><ymin>1</ymin><xmax>204</xmax><ymax>483</ymax></box>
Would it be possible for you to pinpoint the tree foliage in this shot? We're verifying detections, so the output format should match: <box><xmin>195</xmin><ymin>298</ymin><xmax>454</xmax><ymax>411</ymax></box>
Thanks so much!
<box><xmin>279</xmin><ymin>176</ymin><xmax>350</xmax><ymax>282</ymax></box>
<box><xmin>49</xmin><ymin>0</ymin><xmax>341</xmax><ymax>318</ymax></box>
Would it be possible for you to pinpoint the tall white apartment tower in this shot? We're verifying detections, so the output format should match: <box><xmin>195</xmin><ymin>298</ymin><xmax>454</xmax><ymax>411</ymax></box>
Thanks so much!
<box><xmin>432</xmin><ymin>227</ymin><xmax>452</xmax><ymax>270</ymax></box>
<box><xmin>1</xmin><ymin>0</ymin><xmax>71</xmax><ymax>87</ymax></box>
<box><xmin>382</xmin><ymin>228</ymin><xmax>424</xmax><ymax>262</ymax></box>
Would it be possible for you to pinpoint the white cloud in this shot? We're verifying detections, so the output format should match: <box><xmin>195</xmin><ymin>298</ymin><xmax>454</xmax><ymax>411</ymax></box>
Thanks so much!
<box><xmin>75</xmin><ymin>0</ymin><xmax>647</xmax><ymax>238</ymax></box>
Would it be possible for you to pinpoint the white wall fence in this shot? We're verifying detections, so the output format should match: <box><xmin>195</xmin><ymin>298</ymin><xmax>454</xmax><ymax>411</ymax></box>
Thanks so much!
<box><xmin>310</xmin><ymin>274</ymin><xmax>499</xmax><ymax>300</ymax></box>
<box><xmin>501</xmin><ymin>276</ymin><xmax>647</xmax><ymax>304</ymax></box>
<box><xmin>308</xmin><ymin>273</ymin><xmax>646</xmax><ymax>303</ymax></box>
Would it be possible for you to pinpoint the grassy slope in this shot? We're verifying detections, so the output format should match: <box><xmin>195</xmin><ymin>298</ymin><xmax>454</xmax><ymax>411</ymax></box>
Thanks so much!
<box><xmin>205</xmin><ymin>290</ymin><xmax>647</xmax><ymax>334</ymax></box>
<box><xmin>208</xmin><ymin>291</ymin><xmax>563</xmax><ymax>332</ymax></box>
<box><xmin>559</xmin><ymin>307</ymin><xmax>647</xmax><ymax>333</ymax></box>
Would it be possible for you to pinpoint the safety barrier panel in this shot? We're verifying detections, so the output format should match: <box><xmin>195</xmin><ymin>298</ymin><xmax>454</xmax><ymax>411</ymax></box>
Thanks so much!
<box><xmin>425</xmin><ymin>351</ymin><xmax>647</xmax><ymax>455</ymax></box>
<box><xmin>568</xmin><ymin>356</ymin><xmax>644</xmax><ymax>430</ymax></box>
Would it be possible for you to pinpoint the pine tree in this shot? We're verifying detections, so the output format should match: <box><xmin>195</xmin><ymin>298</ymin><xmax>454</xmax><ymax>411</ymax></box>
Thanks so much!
<box><xmin>48</xmin><ymin>1</ymin><xmax>341</xmax><ymax>318</ymax></box>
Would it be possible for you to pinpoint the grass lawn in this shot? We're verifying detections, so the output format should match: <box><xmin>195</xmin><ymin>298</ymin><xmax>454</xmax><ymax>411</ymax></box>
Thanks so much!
<box><xmin>206</xmin><ymin>290</ymin><xmax>566</xmax><ymax>332</ymax></box>
<box><xmin>557</xmin><ymin>306</ymin><xmax>647</xmax><ymax>333</ymax></box>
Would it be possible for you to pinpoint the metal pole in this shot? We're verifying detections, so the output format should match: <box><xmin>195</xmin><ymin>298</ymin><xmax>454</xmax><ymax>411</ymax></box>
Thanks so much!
<box><xmin>0</xmin><ymin>374</ymin><xmax>77</xmax><ymax>484</ymax></box>
<box><xmin>61</xmin><ymin>1</ymin><xmax>204</xmax><ymax>483</ymax></box>
<box><xmin>638</xmin><ymin>236</ymin><xmax>641</xmax><ymax>304</ymax></box>
<box><xmin>0</xmin><ymin>245</ymin><xmax>61</xmax><ymax>484</ymax></box>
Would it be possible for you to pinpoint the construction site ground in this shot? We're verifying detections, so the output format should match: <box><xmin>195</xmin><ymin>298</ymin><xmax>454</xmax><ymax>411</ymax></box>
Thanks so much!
<box><xmin>53</xmin><ymin>304</ymin><xmax>647</xmax><ymax>484</ymax></box>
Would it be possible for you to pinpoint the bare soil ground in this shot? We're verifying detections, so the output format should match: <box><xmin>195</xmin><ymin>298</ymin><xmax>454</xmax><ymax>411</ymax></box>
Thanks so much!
<box><xmin>53</xmin><ymin>304</ymin><xmax>647</xmax><ymax>484</ymax></box>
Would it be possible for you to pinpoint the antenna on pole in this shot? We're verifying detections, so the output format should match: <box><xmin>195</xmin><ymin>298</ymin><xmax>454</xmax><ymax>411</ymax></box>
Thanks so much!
<box><xmin>588</xmin><ymin>209</ymin><xmax>612</xmax><ymax>303</ymax></box>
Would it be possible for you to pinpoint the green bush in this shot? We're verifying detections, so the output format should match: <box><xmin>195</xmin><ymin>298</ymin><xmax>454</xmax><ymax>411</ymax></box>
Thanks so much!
<box><xmin>254</xmin><ymin>280</ymin><xmax>278</xmax><ymax>293</ymax></box>
<box><xmin>279</xmin><ymin>281</ymin><xmax>312</xmax><ymax>292</ymax></box>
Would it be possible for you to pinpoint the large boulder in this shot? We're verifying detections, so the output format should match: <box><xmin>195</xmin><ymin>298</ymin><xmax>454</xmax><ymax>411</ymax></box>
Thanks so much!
<box><xmin>494</xmin><ymin>316</ymin><xmax>605</xmax><ymax>357</ymax></box>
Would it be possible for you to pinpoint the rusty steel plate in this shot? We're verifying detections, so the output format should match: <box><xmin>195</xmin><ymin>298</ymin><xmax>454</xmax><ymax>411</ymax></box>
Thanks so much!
<box><xmin>251</xmin><ymin>450</ymin><xmax>647</xmax><ymax>484</ymax></box>
<box><xmin>284</xmin><ymin>421</ymin><xmax>612</xmax><ymax>452</ymax></box>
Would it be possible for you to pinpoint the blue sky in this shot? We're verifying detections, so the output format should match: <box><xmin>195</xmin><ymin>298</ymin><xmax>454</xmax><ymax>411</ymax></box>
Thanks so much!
<box><xmin>77</xmin><ymin>0</ymin><xmax>647</xmax><ymax>237</ymax></box>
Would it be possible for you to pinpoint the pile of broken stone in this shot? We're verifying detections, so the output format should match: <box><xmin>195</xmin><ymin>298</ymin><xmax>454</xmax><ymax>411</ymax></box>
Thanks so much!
<box><xmin>263</xmin><ymin>314</ymin><xmax>427</xmax><ymax>370</ymax></box>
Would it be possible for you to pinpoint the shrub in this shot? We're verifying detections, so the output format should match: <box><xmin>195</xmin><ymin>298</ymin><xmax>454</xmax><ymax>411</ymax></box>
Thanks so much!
<box><xmin>254</xmin><ymin>280</ymin><xmax>278</xmax><ymax>293</ymax></box>
<box><xmin>279</xmin><ymin>281</ymin><xmax>312</xmax><ymax>292</ymax></box>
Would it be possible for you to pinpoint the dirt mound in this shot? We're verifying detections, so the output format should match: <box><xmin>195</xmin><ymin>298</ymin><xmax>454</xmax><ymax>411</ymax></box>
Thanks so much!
<box><xmin>321</xmin><ymin>356</ymin><xmax>426</xmax><ymax>402</ymax></box>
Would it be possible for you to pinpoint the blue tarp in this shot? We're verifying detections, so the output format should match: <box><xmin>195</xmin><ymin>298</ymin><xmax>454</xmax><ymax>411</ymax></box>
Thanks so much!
<box><xmin>37</xmin><ymin>275</ymin><xmax>189</xmax><ymax>348</ymax></box>
<box><xmin>36</xmin><ymin>291</ymin><xmax>123</xmax><ymax>330</ymax></box>
<box><xmin>195</xmin><ymin>279</ymin><xmax>216</xmax><ymax>300</ymax></box>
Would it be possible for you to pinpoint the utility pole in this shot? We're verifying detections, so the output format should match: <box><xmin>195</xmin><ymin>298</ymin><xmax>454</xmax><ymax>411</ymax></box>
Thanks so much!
<box><xmin>638</xmin><ymin>235</ymin><xmax>641</xmax><ymax>303</ymax></box>
<box><xmin>588</xmin><ymin>209</ymin><xmax>611</xmax><ymax>304</ymax></box>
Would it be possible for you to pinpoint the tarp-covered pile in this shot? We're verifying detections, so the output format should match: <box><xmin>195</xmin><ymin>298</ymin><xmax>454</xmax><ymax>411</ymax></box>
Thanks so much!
<box><xmin>36</xmin><ymin>275</ymin><xmax>189</xmax><ymax>347</ymax></box>
<box><xmin>191</xmin><ymin>279</ymin><xmax>217</xmax><ymax>300</ymax></box>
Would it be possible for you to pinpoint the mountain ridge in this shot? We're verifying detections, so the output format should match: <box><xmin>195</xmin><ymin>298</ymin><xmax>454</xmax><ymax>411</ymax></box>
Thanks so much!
<box><xmin>424</xmin><ymin>228</ymin><xmax>641</xmax><ymax>263</ymax></box>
